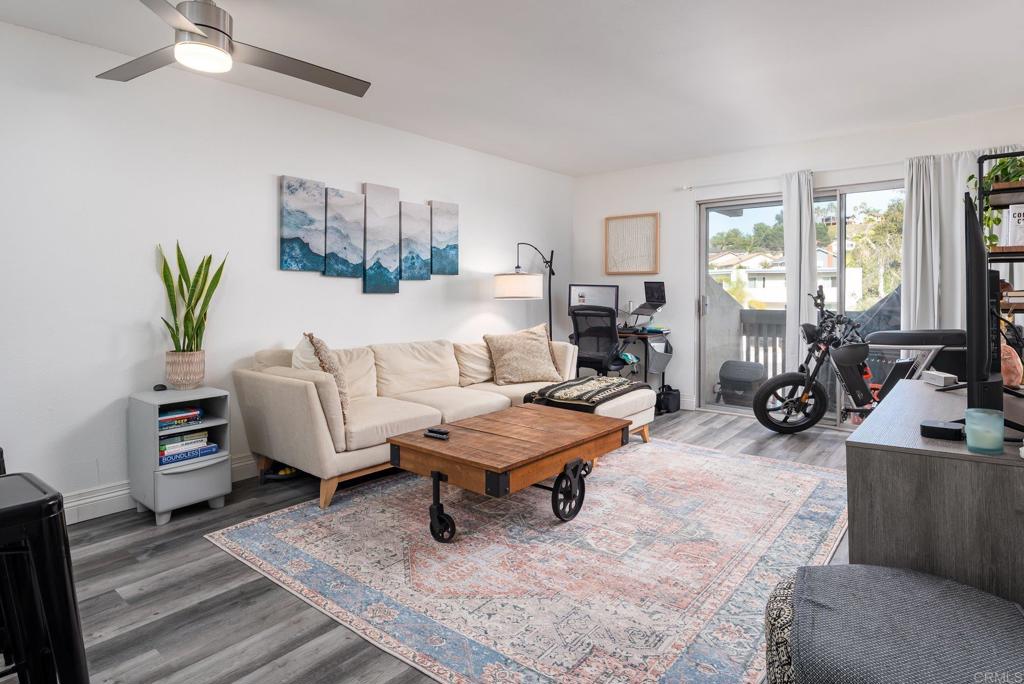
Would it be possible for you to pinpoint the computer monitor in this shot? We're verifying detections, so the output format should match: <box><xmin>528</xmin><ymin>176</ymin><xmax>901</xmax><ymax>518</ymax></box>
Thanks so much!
<box><xmin>644</xmin><ymin>281</ymin><xmax>666</xmax><ymax>305</ymax></box>
<box><xmin>568</xmin><ymin>284</ymin><xmax>619</xmax><ymax>315</ymax></box>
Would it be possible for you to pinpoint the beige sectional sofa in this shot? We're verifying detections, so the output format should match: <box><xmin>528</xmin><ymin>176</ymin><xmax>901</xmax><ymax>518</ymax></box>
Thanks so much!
<box><xmin>234</xmin><ymin>338</ymin><xmax>654</xmax><ymax>508</ymax></box>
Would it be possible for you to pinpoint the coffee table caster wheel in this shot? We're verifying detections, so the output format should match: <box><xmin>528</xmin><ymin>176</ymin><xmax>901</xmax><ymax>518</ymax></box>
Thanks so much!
<box><xmin>581</xmin><ymin>461</ymin><xmax>593</xmax><ymax>477</ymax></box>
<box><xmin>430</xmin><ymin>512</ymin><xmax>456</xmax><ymax>543</ymax></box>
<box><xmin>552</xmin><ymin>471</ymin><xmax>585</xmax><ymax>521</ymax></box>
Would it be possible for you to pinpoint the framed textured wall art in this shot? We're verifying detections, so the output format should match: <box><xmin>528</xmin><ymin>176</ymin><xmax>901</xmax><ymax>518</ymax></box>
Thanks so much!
<box><xmin>604</xmin><ymin>212</ymin><xmax>660</xmax><ymax>275</ymax></box>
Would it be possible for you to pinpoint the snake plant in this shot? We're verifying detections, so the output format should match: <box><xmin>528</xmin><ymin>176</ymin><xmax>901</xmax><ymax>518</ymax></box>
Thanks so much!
<box><xmin>158</xmin><ymin>243</ymin><xmax>227</xmax><ymax>352</ymax></box>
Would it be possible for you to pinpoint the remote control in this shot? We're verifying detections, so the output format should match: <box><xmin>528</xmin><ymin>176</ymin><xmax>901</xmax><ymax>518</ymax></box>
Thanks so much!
<box><xmin>424</xmin><ymin>431</ymin><xmax>449</xmax><ymax>440</ymax></box>
<box><xmin>427</xmin><ymin>426</ymin><xmax>449</xmax><ymax>436</ymax></box>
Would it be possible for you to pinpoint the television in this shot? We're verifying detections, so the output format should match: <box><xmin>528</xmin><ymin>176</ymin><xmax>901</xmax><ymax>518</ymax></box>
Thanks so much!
<box><xmin>964</xmin><ymin>193</ymin><xmax>1004</xmax><ymax>410</ymax></box>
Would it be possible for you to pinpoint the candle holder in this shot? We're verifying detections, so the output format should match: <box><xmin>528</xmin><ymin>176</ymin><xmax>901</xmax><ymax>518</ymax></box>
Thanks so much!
<box><xmin>965</xmin><ymin>408</ymin><xmax>1004</xmax><ymax>455</ymax></box>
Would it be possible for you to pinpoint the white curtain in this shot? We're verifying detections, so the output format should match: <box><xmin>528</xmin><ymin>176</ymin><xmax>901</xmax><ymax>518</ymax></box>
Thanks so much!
<box><xmin>783</xmin><ymin>170</ymin><xmax>816</xmax><ymax>370</ymax></box>
<box><xmin>902</xmin><ymin>145</ymin><xmax>1021</xmax><ymax>329</ymax></box>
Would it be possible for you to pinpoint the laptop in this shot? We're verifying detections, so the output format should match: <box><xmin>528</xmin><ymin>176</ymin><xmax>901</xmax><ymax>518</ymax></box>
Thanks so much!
<box><xmin>631</xmin><ymin>281</ymin><xmax>666</xmax><ymax>316</ymax></box>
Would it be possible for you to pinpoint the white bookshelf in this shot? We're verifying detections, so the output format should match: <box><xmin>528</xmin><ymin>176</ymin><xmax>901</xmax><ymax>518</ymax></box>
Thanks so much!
<box><xmin>128</xmin><ymin>387</ymin><xmax>232</xmax><ymax>525</ymax></box>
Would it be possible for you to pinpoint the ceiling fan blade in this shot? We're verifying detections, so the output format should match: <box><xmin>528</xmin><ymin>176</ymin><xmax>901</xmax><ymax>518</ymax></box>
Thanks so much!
<box><xmin>96</xmin><ymin>45</ymin><xmax>176</xmax><ymax>81</ymax></box>
<box><xmin>138</xmin><ymin>0</ymin><xmax>207</xmax><ymax>36</ymax></box>
<box><xmin>232</xmin><ymin>42</ymin><xmax>370</xmax><ymax>97</ymax></box>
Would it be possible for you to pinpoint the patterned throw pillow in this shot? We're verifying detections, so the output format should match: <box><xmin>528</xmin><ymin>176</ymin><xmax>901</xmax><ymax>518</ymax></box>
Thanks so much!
<box><xmin>484</xmin><ymin>325</ymin><xmax>563</xmax><ymax>386</ymax></box>
<box><xmin>295</xmin><ymin>333</ymin><xmax>351</xmax><ymax>414</ymax></box>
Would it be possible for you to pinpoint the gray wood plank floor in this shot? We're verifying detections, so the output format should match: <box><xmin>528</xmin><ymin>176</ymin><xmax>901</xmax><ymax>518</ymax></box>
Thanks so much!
<box><xmin>3</xmin><ymin>409</ymin><xmax>848</xmax><ymax>684</ymax></box>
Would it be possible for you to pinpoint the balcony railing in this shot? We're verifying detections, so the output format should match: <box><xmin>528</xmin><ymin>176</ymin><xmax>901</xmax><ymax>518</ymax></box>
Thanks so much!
<box><xmin>739</xmin><ymin>308</ymin><xmax>786</xmax><ymax>376</ymax></box>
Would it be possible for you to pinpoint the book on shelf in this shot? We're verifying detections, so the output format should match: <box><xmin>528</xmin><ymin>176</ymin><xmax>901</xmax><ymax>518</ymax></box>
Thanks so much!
<box><xmin>158</xmin><ymin>417</ymin><xmax>203</xmax><ymax>431</ymax></box>
<box><xmin>160</xmin><ymin>438</ymin><xmax>207</xmax><ymax>456</ymax></box>
<box><xmin>158</xmin><ymin>406</ymin><xmax>204</xmax><ymax>430</ymax></box>
<box><xmin>159</xmin><ymin>443</ymin><xmax>219</xmax><ymax>466</ymax></box>
<box><xmin>159</xmin><ymin>430</ymin><xmax>208</xmax><ymax>449</ymax></box>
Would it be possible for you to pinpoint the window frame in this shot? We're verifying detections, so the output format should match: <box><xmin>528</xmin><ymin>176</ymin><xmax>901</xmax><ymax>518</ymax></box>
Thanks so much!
<box><xmin>813</xmin><ymin>179</ymin><xmax>904</xmax><ymax>317</ymax></box>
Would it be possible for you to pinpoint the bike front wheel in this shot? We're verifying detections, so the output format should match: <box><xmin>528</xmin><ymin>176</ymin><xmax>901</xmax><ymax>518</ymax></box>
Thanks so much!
<box><xmin>753</xmin><ymin>372</ymin><xmax>829</xmax><ymax>434</ymax></box>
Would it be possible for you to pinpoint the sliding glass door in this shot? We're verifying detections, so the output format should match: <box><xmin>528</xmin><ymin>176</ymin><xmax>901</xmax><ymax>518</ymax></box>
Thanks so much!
<box><xmin>699</xmin><ymin>182</ymin><xmax>904</xmax><ymax>420</ymax></box>
<box><xmin>699</xmin><ymin>196</ymin><xmax>786</xmax><ymax>409</ymax></box>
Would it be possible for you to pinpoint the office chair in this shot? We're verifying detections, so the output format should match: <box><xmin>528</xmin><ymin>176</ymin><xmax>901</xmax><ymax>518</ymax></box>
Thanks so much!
<box><xmin>568</xmin><ymin>305</ymin><xmax>626</xmax><ymax>376</ymax></box>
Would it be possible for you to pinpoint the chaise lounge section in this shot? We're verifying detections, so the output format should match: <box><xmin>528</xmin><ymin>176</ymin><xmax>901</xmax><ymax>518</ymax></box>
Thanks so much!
<box><xmin>234</xmin><ymin>337</ymin><xmax>655</xmax><ymax>508</ymax></box>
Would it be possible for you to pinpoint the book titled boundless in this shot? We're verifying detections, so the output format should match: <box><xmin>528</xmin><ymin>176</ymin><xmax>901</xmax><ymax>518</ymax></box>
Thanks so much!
<box><xmin>159</xmin><ymin>443</ymin><xmax>219</xmax><ymax>466</ymax></box>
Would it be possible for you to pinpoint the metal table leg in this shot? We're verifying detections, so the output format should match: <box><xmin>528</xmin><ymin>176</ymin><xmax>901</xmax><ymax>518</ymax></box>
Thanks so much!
<box><xmin>428</xmin><ymin>471</ymin><xmax>456</xmax><ymax>543</ymax></box>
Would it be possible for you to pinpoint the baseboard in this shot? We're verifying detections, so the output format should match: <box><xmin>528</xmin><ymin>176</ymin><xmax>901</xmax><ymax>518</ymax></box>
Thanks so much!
<box><xmin>681</xmin><ymin>395</ymin><xmax>697</xmax><ymax>411</ymax></box>
<box><xmin>63</xmin><ymin>480</ymin><xmax>134</xmax><ymax>525</ymax></box>
<box><xmin>231</xmin><ymin>452</ymin><xmax>257</xmax><ymax>481</ymax></box>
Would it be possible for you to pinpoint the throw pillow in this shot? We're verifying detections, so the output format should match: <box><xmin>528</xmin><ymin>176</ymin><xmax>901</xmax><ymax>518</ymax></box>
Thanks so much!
<box><xmin>484</xmin><ymin>326</ymin><xmax>563</xmax><ymax>386</ymax></box>
<box><xmin>293</xmin><ymin>333</ymin><xmax>351</xmax><ymax>413</ymax></box>
<box><xmin>454</xmin><ymin>341</ymin><xmax>494</xmax><ymax>386</ymax></box>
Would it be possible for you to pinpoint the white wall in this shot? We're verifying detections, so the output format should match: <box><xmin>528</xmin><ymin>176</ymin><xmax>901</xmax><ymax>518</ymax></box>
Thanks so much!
<box><xmin>0</xmin><ymin>23</ymin><xmax>573</xmax><ymax>519</ymax></box>
<box><xmin>572</xmin><ymin>107</ymin><xmax>1024</xmax><ymax>409</ymax></box>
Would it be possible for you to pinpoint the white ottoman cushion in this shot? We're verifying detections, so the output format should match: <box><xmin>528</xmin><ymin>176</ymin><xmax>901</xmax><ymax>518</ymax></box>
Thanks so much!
<box><xmin>593</xmin><ymin>388</ymin><xmax>657</xmax><ymax>418</ymax></box>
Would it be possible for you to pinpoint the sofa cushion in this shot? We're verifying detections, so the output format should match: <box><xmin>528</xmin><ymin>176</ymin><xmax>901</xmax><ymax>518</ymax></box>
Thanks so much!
<box><xmin>593</xmin><ymin>387</ymin><xmax>657</xmax><ymax>417</ymax></box>
<box><xmin>549</xmin><ymin>340</ymin><xmax>578</xmax><ymax>381</ymax></box>
<box><xmin>335</xmin><ymin>346</ymin><xmax>377</xmax><ymax>399</ymax></box>
<box><xmin>469</xmin><ymin>381</ymin><xmax>554</xmax><ymax>406</ymax></box>
<box><xmin>291</xmin><ymin>335</ymin><xmax>321</xmax><ymax>372</ymax></box>
<box><xmin>454</xmin><ymin>341</ymin><xmax>494</xmax><ymax>386</ymax></box>
<box><xmin>484</xmin><ymin>326</ymin><xmax>563</xmax><ymax>385</ymax></box>
<box><xmin>396</xmin><ymin>386</ymin><xmax>510</xmax><ymax>422</ymax></box>
<box><xmin>372</xmin><ymin>340</ymin><xmax>460</xmax><ymax>396</ymax></box>
<box><xmin>344</xmin><ymin>396</ymin><xmax>442</xmax><ymax>451</ymax></box>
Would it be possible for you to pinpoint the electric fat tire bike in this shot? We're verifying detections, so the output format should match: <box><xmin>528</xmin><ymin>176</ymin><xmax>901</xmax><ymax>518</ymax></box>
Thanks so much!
<box><xmin>753</xmin><ymin>286</ymin><xmax>960</xmax><ymax>434</ymax></box>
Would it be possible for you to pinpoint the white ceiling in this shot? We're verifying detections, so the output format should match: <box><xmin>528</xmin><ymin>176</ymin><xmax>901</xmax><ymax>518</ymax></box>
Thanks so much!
<box><xmin>4</xmin><ymin>0</ymin><xmax>1024</xmax><ymax>175</ymax></box>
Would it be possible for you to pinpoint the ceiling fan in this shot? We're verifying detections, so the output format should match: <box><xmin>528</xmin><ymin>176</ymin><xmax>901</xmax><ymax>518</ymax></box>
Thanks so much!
<box><xmin>96</xmin><ymin>0</ymin><xmax>370</xmax><ymax>97</ymax></box>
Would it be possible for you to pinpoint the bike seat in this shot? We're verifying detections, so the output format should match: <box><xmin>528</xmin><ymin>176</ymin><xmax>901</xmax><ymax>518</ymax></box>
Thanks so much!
<box><xmin>864</xmin><ymin>329</ymin><xmax>966</xmax><ymax>347</ymax></box>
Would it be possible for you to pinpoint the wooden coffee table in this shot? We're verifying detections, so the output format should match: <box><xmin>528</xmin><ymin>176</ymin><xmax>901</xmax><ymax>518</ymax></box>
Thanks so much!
<box><xmin>387</xmin><ymin>404</ymin><xmax>631</xmax><ymax>542</ymax></box>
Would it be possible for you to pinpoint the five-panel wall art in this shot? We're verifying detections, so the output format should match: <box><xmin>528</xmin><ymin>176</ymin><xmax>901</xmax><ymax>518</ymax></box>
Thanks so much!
<box><xmin>279</xmin><ymin>176</ymin><xmax>459</xmax><ymax>293</ymax></box>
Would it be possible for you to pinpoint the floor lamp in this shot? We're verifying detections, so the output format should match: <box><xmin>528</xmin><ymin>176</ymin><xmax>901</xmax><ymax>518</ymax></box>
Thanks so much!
<box><xmin>493</xmin><ymin>242</ymin><xmax>555</xmax><ymax>339</ymax></box>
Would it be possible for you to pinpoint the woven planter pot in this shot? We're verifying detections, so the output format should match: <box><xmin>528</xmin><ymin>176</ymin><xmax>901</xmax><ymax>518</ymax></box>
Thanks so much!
<box><xmin>165</xmin><ymin>351</ymin><xmax>205</xmax><ymax>390</ymax></box>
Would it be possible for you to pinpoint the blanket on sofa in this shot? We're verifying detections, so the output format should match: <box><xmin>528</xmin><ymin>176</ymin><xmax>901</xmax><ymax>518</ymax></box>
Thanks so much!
<box><xmin>527</xmin><ymin>376</ymin><xmax>650</xmax><ymax>413</ymax></box>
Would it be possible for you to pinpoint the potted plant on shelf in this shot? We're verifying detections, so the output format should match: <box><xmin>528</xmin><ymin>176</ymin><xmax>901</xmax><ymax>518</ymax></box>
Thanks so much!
<box><xmin>969</xmin><ymin>155</ymin><xmax>1024</xmax><ymax>249</ymax></box>
<box><xmin>158</xmin><ymin>243</ymin><xmax>227</xmax><ymax>390</ymax></box>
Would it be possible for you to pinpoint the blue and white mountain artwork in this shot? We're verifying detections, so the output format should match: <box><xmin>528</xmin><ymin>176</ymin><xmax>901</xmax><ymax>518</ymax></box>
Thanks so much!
<box><xmin>280</xmin><ymin>176</ymin><xmax>326</xmax><ymax>272</ymax></box>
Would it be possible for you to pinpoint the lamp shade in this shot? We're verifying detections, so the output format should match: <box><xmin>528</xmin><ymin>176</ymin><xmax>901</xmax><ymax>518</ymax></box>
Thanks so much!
<box><xmin>494</xmin><ymin>272</ymin><xmax>543</xmax><ymax>299</ymax></box>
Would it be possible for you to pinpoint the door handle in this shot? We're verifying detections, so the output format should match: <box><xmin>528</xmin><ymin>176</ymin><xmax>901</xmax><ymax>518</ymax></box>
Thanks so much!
<box><xmin>699</xmin><ymin>295</ymin><xmax>709</xmax><ymax>316</ymax></box>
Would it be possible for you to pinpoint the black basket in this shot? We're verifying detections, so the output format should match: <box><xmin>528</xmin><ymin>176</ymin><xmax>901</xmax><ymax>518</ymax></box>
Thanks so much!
<box><xmin>656</xmin><ymin>385</ymin><xmax>681</xmax><ymax>414</ymax></box>
<box><xmin>716</xmin><ymin>360</ymin><xmax>767</xmax><ymax>407</ymax></box>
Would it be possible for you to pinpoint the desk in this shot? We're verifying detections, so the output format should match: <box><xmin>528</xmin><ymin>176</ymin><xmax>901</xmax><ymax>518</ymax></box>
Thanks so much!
<box><xmin>617</xmin><ymin>330</ymin><xmax>671</xmax><ymax>387</ymax></box>
<box><xmin>846</xmin><ymin>379</ymin><xmax>1024</xmax><ymax>604</ymax></box>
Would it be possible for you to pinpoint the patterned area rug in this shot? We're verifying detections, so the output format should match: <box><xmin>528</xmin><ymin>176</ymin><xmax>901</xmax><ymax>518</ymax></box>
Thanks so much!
<box><xmin>207</xmin><ymin>439</ymin><xmax>847</xmax><ymax>683</ymax></box>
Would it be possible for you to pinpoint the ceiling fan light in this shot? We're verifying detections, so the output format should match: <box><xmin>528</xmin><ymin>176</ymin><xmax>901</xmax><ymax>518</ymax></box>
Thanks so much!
<box><xmin>174</xmin><ymin>41</ymin><xmax>233</xmax><ymax>73</ymax></box>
